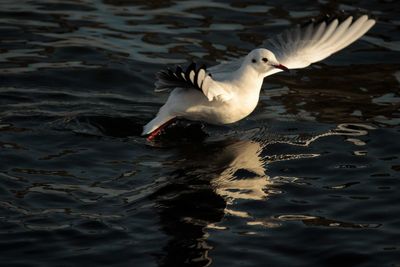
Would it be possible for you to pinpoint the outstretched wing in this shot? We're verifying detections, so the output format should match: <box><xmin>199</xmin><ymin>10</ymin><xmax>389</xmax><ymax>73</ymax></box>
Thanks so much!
<box><xmin>155</xmin><ymin>62</ymin><xmax>232</xmax><ymax>102</ymax></box>
<box><xmin>263</xmin><ymin>15</ymin><xmax>376</xmax><ymax>77</ymax></box>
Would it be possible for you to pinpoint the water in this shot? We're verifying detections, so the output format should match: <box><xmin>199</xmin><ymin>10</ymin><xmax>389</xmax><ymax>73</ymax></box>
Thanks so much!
<box><xmin>1</xmin><ymin>0</ymin><xmax>400</xmax><ymax>266</ymax></box>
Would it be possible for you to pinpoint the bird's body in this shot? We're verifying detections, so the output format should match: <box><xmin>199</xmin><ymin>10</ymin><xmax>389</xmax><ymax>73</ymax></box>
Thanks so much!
<box><xmin>142</xmin><ymin>15</ymin><xmax>376</xmax><ymax>139</ymax></box>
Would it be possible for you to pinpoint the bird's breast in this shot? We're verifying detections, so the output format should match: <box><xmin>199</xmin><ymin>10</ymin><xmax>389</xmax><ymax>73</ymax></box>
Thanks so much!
<box><xmin>229</xmin><ymin>91</ymin><xmax>260</xmax><ymax>121</ymax></box>
<box><xmin>203</xmin><ymin>90</ymin><xmax>260</xmax><ymax>125</ymax></box>
<box><xmin>175</xmin><ymin>84</ymin><xmax>261</xmax><ymax>125</ymax></box>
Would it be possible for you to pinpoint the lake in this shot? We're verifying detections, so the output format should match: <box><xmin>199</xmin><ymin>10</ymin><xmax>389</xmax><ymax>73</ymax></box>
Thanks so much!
<box><xmin>0</xmin><ymin>0</ymin><xmax>399</xmax><ymax>266</ymax></box>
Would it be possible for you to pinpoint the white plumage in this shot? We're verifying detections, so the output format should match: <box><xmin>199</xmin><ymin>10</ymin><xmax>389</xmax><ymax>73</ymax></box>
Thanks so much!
<box><xmin>143</xmin><ymin>15</ymin><xmax>376</xmax><ymax>140</ymax></box>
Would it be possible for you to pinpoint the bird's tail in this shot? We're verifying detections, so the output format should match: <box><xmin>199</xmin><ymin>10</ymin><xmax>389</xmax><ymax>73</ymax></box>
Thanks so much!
<box><xmin>142</xmin><ymin>108</ymin><xmax>175</xmax><ymax>136</ymax></box>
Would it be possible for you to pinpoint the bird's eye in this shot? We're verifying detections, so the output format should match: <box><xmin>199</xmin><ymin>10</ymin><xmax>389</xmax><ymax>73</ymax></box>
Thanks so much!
<box><xmin>262</xmin><ymin>57</ymin><xmax>268</xmax><ymax>63</ymax></box>
<box><xmin>252</xmin><ymin>59</ymin><xmax>257</xmax><ymax>63</ymax></box>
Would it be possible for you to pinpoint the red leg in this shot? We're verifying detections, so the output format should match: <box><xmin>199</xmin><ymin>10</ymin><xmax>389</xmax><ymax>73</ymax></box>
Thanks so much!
<box><xmin>146</xmin><ymin>118</ymin><xmax>176</xmax><ymax>141</ymax></box>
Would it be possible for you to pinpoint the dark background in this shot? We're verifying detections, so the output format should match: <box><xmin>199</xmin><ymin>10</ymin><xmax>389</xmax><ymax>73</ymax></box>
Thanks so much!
<box><xmin>0</xmin><ymin>0</ymin><xmax>399</xmax><ymax>266</ymax></box>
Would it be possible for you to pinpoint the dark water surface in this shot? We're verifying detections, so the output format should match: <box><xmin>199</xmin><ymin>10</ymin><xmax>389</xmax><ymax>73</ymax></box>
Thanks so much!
<box><xmin>1</xmin><ymin>0</ymin><xmax>400</xmax><ymax>266</ymax></box>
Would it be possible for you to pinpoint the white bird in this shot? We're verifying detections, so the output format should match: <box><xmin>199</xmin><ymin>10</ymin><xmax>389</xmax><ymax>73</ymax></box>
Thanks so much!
<box><xmin>142</xmin><ymin>15</ymin><xmax>376</xmax><ymax>140</ymax></box>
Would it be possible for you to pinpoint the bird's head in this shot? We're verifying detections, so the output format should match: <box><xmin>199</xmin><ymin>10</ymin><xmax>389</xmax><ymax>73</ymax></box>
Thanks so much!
<box><xmin>246</xmin><ymin>48</ymin><xmax>288</xmax><ymax>74</ymax></box>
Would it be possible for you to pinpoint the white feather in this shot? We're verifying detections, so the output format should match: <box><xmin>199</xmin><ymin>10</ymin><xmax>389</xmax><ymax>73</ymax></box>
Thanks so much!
<box><xmin>189</xmin><ymin>70</ymin><xmax>195</xmax><ymax>83</ymax></box>
<box><xmin>197</xmin><ymin>68</ymin><xmax>206</xmax><ymax>87</ymax></box>
<box><xmin>263</xmin><ymin>15</ymin><xmax>376</xmax><ymax>73</ymax></box>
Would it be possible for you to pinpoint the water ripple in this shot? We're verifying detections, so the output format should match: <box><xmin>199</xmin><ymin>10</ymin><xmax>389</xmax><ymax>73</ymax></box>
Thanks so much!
<box><xmin>1</xmin><ymin>0</ymin><xmax>399</xmax><ymax>266</ymax></box>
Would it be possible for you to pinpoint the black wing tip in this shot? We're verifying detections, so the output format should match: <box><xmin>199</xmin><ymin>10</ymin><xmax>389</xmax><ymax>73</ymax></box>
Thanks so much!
<box><xmin>188</xmin><ymin>62</ymin><xmax>197</xmax><ymax>69</ymax></box>
<box><xmin>155</xmin><ymin>61</ymin><xmax>209</xmax><ymax>91</ymax></box>
<box><xmin>175</xmin><ymin>65</ymin><xmax>183</xmax><ymax>73</ymax></box>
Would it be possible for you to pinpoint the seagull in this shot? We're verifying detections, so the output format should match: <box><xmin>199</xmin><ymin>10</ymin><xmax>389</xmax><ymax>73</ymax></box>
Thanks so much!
<box><xmin>142</xmin><ymin>15</ymin><xmax>375</xmax><ymax>140</ymax></box>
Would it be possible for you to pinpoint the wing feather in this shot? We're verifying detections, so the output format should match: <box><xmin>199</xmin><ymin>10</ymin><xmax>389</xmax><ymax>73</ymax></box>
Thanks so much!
<box><xmin>321</xmin><ymin>16</ymin><xmax>353</xmax><ymax>53</ymax></box>
<box><xmin>263</xmin><ymin>15</ymin><xmax>375</xmax><ymax>76</ymax></box>
<box><xmin>196</xmin><ymin>67</ymin><xmax>206</xmax><ymax>87</ymax></box>
<box><xmin>154</xmin><ymin>62</ymin><xmax>231</xmax><ymax>102</ymax></box>
<box><xmin>311</xmin><ymin>21</ymin><xmax>326</xmax><ymax>43</ymax></box>
<box><xmin>335</xmin><ymin>19</ymin><xmax>375</xmax><ymax>52</ymax></box>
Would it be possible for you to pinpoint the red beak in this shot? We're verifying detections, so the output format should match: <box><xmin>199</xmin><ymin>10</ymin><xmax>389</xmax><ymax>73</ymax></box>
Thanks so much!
<box><xmin>273</xmin><ymin>64</ymin><xmax>289</xmax><ymax>72</ymax></box>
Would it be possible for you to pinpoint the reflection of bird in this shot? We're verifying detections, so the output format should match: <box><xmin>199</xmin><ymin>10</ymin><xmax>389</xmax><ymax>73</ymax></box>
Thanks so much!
<box><xmin>210</xmin><ymin>140</ymin><xmax>271</xmax><ymax>203</ymax></box>
<box><xmin>143</xmin><ymin>15</ymin><xmax>375</xmax><ymax>140</ymax></box>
